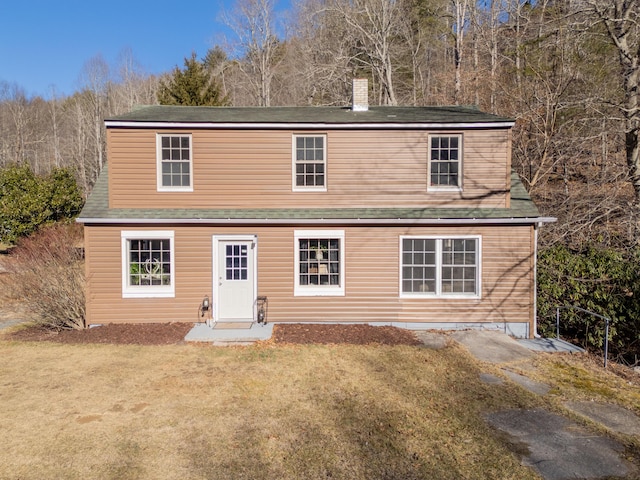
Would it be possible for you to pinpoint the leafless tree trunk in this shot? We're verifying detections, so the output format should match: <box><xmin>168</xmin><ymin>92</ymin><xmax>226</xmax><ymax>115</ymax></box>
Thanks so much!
<box><xmin>487</xmin><ymin>0</ymin><xmax>503</xmax><ymax>112</ymax></box>
<box><xmin>79</xmin><ymin>55</ymin><xmax>110</xmax><ymax>177</ymax></box>
<box><xmin>471</xmin><ymin>13</ymin><xmax>480</xmax><ymax>107</ymax></box>
<box><xmin>324</xmin><ymin>0</ymin><xmax>401</xmax><ymax>105</ymax></box>
<box><xmin>223</xmin><ymin>0</ymin><xmax>282</xmax><ymax>106</ymax></box>
<box><xmin>587</xmin><ymin>0</ymin><xmax>640</xmax><ymax>218</ymax></box>
<box><xmin>1</xmin><ymin>83</ymin><xmax>28</xmax><ymax>165</ymax></box>
<box><xmin>112</xmin><ymin>48</ymin><xmax>157</xmax><ymax>113</ymax></box>
<box><xmin>504</xmin><ymin>0</ymin><xmax>530</xmax><ymax>91</ymax></box>
<box><xmin>48</xmin><ymin>88</ymin><xmax>63</xmax><ymax>168</ymax></box>
<box><xmin>451</xmin><ymin>0</ymin><xmax>470</xmax><ymax>104</ymax></box>
<box><xmin>69</xmin><ymin>98</ymin><xmax>91</xmax><ymax>194</ymax></box>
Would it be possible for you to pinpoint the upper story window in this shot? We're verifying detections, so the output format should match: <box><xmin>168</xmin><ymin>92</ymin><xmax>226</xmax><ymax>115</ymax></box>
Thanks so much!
<box><xmin>400</xmin><ymin>236</ymin><xmax>480</xmax><ymax>298</ymax></box>
<box><xmin>294</xmin><ymin>230</ymin><xmax>345</xmax><ymax>296</ymax></box>
<box><xmin>121</xmin><ymin>230</ymin><xmax>175</xmax><ymax>298</ymax></box>
<box><xmin>429</xmin><ymin>134</ymin><xmax>462</xmax><ymax>190</ymax></box>
<box><xmin>293</xmin><ymin>134</ymin><xmax>326</xmax><ymax>191</ymax></box>
<box><xmin>157</xmin><ymin>134</ymin><xmax>193</xmax><ymax>192</ymax></box>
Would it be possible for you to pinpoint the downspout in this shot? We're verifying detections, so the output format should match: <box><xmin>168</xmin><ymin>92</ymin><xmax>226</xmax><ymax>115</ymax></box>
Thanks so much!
<box><xmin>533</xmin><ymin>223</ymin><xmax>540</xmax><ymax>338</ymax></box>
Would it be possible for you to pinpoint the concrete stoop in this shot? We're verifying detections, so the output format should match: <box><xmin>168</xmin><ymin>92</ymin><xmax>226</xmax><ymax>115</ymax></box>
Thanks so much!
<box><xmin>185</xmin><ymin>322</ymin><xmax>273</xmax><ymax>345</ymax></box>
<box><xmin>518</xmin><ymin>337</ymin><xmax>585</xmax><ymax>353</ymax></box>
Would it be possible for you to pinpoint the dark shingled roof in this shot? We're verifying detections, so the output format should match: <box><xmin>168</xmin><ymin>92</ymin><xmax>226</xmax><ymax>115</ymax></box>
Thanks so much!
<box><xmin>106</xmin><ymin>105</ymin><xmax>514</xmax><ymax>126</ymax></box>
<box><xmin>78</xmin><ymin>167</ymin><xmax>545</xmax><ymax>224</ymax></box>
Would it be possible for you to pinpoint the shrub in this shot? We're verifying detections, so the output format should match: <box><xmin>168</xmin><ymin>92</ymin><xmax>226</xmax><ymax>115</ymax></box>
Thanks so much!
<box><xmin>0</xmin><ymin>165</ymin><xmax>84</xmax><ymax>244</ymax></box>
<box><xmin>3</xmin><ymin>223</ymin><xmax>85</xmax><ymax>330</ymax></box>
<box><xmin>537</xmin><ymin>244</ymin><xmax>640</xmax><ymax>363</ymax></box>
<box><xmin>42</xmin><ymin>168</ymin><xmax>85</xmax><ymax>222</ymax></box>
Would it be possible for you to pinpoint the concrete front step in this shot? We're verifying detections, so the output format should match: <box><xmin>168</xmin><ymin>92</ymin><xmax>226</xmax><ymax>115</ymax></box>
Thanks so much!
<box><xmin>517</xmin><ymin>337</ymin><xmax>585</xmax><ymax>353</ymax></box>
<box><xmin>185</xmin><ymin>322</ymin><xmax>273</xmax><ymax>344</ymax></box>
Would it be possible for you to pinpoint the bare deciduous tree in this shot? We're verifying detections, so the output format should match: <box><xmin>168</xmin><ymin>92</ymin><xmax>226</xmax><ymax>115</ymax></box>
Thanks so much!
<box><xmin>323</xmin><ymin>0</ymin><xmax>402</xmax><ymax>105</ymax></box>
<box><xmin>223</xmin><ymin>0</ymin><xmax>283</xmax><ymax>106</ymax></box>
<box><xmin>449</xmin><ymin>0</ymin><xmax>471</xmax><ymax>104</ymax></box>
<box><xmin>0</xmin><ymin>0</ymin><xmax>637</xmax><ymax>249</ymax></box>
<box><xmin>79</xmin><ymin>55</ymin><xmax>110</xmax><ymax>176</ymax></box>
<box><xmin>585</xmin><ymin>1</ymin><xmax>640</xmax><ymax>222</ymax></box>
<box><xmin>113</xmin><ymin>47</ymin><xmax>158</xmax><ymax>113</ymax></box>
<box><xmin>0</xmin><ymin>82</ymin><xmax>30</xmax><ymax>167</ymax></box>
<box><xmin>287</xmin><ymin>0</ymin><xmax>354</xmax><ymax>105</ymax></box>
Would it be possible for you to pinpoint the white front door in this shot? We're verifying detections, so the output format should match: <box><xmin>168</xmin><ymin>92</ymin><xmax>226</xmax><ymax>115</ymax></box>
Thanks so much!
<box><xmin>214</xmin><ymin>237</ymin><xmax>256</xmax><ymax>322</ymax></box>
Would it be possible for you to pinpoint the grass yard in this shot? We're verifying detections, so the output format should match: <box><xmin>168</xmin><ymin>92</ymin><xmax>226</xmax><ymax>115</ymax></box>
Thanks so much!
<box><xmin>0</xmin><ymin>339</ymin><xmax>638</xmax><ymax>480</ymax></box>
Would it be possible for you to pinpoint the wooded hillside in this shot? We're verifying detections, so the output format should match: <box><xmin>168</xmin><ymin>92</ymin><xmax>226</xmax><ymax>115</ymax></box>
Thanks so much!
<box><xmin>2</xmin><ymin>0</ymin><xmax>636</xmax><ymax>248</ymax></box>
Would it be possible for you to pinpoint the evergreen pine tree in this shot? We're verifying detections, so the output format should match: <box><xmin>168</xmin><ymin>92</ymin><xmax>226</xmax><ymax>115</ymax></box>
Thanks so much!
<box><xmin>157</xmin><ymin>52</ymin><xmax>229</xmax><ymax>106</ymax></box>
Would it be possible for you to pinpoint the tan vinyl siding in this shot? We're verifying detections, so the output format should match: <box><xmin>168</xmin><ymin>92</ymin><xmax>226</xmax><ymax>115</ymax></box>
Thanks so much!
<box><xmin>84</xmin><ymin>224</ymin><xmax>534</xmax><ymax>333</ymax></box>
<box><xmin>107</xmin><ymin>128</ymin><xmax>509</xmax><ymax>210</ymax></box>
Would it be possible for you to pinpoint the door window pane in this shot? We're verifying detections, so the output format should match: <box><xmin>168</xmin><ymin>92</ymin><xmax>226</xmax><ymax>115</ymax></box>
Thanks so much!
<box><xmin>226</xmin><ymin>244</ymin><xmax>248</xmax><ymax>281</ymax></box>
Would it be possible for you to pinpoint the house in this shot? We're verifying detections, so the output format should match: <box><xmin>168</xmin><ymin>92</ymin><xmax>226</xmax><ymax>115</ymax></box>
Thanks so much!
<box><xmin>77</xmin><ymin>79</ymin><xmax>554</xmax><ymax>338</ymax></box>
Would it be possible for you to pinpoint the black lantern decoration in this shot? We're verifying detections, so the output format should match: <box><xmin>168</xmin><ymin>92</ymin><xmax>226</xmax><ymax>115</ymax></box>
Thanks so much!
<box><xmin>256</xmin><ymin>296</ymin><xmax>268</xmax><ymax>324</ymax></box>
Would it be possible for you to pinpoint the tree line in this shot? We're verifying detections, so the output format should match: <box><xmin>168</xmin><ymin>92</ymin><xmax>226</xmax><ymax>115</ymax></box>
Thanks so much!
<box><xmin>1</xmin><ymin>0</ymin><xmax>637</xmax><ymax>247</ymax></box>
<box><xmin>1</xmin><ymin>0</ymin><xmax>639</xmax><ymax>358</ymax></box>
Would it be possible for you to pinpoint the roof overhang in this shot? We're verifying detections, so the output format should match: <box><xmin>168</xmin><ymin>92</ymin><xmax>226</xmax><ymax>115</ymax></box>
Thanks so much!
<box><xmin>78</xmin><ymin>216</ymin><xmax>556</xmax><ymax>226</ymax></box>
<box><xmin>104</xmin><ymin>121</ymin><xmax>515</xmax><ymax>130</ymax></box>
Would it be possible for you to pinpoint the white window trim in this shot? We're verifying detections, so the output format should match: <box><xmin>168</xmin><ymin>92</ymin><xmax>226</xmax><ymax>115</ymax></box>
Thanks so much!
<box><xmin>294</xmin><ymin>229</ymin><xmax>345</xmax><ymax>296</ymax></box>
<box><xmin>427</xmin><ymin>133</ymin><xmax>463</xmax><ymax>192</ymax></box>
<box><xmin>292</xmin><ymin>134</ymin><xmax>328</xmax><ymax>192</ymax></box>
<box><xmin>121</xmin><ymin>230</ymin><xmax>175</xmax><ymax>298</ymax></box>
<box><xmin>399</xmin><ymin>235</ymin><xmax>481</xmax><ymax>299</ymax></box>
<box><xmin>156</xmin><ymin>133</ymin><xmax>194</xmax><ymax>192</ymax></box>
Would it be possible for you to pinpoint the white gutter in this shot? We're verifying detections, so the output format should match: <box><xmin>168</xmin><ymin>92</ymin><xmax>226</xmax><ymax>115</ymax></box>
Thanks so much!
<box><xmin>104</xmin><ymin>120</ymin><xmax>515</xmax><ymax>130</ymax></box>
<box><xmin>78</xmin><ymin>216</ymin><xmax>557</xmax><ymax>225</ymax></box>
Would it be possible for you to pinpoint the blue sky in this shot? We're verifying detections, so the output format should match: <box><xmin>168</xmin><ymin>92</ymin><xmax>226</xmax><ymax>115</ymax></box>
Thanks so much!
<box><xmin>0</xmin><ymin>0</ymin><xmax>290</xmax><ymax>99</ymax></box>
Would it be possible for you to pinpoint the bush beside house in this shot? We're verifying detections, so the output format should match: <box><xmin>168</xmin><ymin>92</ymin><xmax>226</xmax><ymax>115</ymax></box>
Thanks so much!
<box><xmin>0</xmin><ymin>165</ymin><xmax>86</xmax><ymax>330</ymax></box>
<box><xmin>1</xmin><ymin>223</ymin><xmax>85</xmax><ymax>330</ymax></box>
<box><xmin>0</xmin><ymin>165</ymin><xmax>84</xmax><ymax>245</ymax></box>
<box><xmin>537</xmin><ymin>244</ymin><xmax>640</xmax><ymax>364</ymax></box>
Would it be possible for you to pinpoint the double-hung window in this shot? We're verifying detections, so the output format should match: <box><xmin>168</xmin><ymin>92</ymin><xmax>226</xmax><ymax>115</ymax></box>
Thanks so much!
<box><xmin>121</xmin><ymin>231</ymin><xmax>175</xmax><ymax>298</ymax></box>
<box><xmin>293</xmin><ymin>134</ymin><xmax>326</xmax><ymax>191</ymax></box>
<box><xmin>400</xmin><ymin>236</ymin><xmax>480</xmax><ymax>297</ymax></box>
<box><xmin>157</xmin><ymin>134</ymin><xmax>193</xmax><ymax>191</ymax></box>
<box><xmin>294</xmin><ymin>230</ymin><xmax>344</xmax><ymax>296</ymax></box>
<box><xmin>429</xmin><ymin>134</ymin><xmax>462</xmax><ymax>190</ymax></box>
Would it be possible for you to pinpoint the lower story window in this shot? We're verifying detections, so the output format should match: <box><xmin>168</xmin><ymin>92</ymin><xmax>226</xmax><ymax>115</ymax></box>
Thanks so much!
<box><xmin>121</xmin><ymin>231</ymin><xmax>175</xmax><ymax>298</ymax></box>
<box><xmin>294</xmin><ymin>230</ymin><xmax>345</xmax><ymax>296</ymax></box>
<box><xmin>401</xmin><ymin>236</ymin><xmax>480</xmax><ymax>297</ymax></box>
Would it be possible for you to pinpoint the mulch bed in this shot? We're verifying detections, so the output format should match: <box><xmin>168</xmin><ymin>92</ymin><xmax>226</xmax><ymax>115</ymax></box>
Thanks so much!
<box><xmin>272</xmin><ymin>323</ymin><xmax>422</xmax><ymax>346</ymax></box>
<box><xmin>4</xmin><ymin>322</ymin><xmax>421</xmax><ymax>346</ymax></box>
<box><xmin>6</xmin><ymin>323</ymin><xmax>195</xmax><ymax>345</ymax></box>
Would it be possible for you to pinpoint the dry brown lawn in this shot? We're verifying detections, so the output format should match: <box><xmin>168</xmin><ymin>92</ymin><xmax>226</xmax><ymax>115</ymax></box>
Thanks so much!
<box><xmin>0</xmin><ymin>337</ymin><xmax>639</xmax><ymax>479</ymax></box>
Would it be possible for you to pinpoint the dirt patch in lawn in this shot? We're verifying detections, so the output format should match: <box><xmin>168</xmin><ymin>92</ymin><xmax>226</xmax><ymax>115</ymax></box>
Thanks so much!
<box><xmin>5</xmin><ymin>322</ymin><xmax>422</xmax><ymax>346</ymax></box>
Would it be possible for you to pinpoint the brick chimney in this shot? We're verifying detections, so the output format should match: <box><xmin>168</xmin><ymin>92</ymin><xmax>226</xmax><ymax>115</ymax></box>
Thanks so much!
<box><xmin>352</xmin><ymin>78</ymin><xmax>368</xmax><ymax>111</ymax></box>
